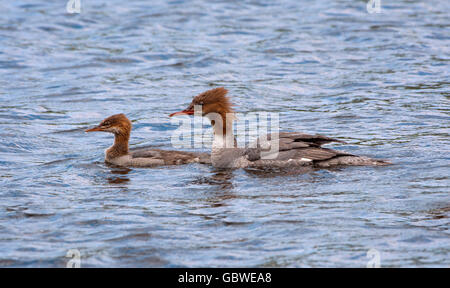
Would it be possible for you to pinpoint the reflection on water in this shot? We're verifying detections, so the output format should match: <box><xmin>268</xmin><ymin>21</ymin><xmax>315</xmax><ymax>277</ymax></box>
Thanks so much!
<box><xmin>192</xmin><ymin>170</ymin><xmax>234</xmax><ymax>189</ymax></box>
<box><xmin>0</xmin><ymin>0</ymin><xmax>449</xmax><ymax>267</ymax></box>
<box><xmin>424</xmin><ymin>206</ymin><xmax>450</xmax><ymax>221</ymax></box>
<box><xmin>106</xmin><ymin>166</ymin><xmax>131</xmax><ymax>185</ymax></box>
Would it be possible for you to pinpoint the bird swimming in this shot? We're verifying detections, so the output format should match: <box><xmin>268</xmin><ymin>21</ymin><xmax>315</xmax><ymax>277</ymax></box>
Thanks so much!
<box><xmin>85</xmin><ymin>113</ymin><xmax>210</xmax><ymax>167</ymax></box>
<box><xmin>170</xmin><ymin>87</ymin><xmax>391</xmax><ymax>169</ymax></box>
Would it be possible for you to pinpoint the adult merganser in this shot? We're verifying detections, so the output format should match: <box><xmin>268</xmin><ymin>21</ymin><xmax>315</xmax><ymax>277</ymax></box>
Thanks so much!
<box><xmin>85</xmin><ymin>113</ymin><xmax>210</xmax><ymax>167</ymax></box>
<box><xmin>170</xmin><ymin>87</ymin><xmax>391</xmax><ymax>169</ymax></box>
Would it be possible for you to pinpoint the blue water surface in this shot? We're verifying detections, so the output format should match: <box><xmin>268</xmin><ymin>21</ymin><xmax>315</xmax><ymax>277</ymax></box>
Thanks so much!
<box><xmin>0</xmin><ymin>0</ymin><xmax>448</xmax><ymax>267</ymax></box>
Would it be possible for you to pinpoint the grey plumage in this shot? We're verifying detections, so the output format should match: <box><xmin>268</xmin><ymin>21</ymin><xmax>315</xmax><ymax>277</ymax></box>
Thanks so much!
<box><xmin>211</xmin><ymin>132</ymin><xmax>390</xmax><ymax>169</ymax></box>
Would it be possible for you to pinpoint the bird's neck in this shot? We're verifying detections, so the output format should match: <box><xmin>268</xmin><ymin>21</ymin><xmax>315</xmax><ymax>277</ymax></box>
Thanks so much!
<box><xmin>106</xmin><ymin>132</ymin><xmax>129</xmax><ymax>159</ymax></box>
<box><xmin>211</xmin><ymin>112</ymin><xmax>236</xmax><ymax>149</ymax></box>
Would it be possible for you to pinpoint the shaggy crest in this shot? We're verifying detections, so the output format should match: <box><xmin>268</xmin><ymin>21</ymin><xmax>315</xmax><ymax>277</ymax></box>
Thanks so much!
<box><xmin>191</xmin><ymin>87</ymin><xmax>234</xmax><ymax>114</ymax></box>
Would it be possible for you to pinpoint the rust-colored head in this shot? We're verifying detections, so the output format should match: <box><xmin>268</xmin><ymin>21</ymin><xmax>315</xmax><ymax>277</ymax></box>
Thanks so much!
<box><xmin>85</xmin><ymin>113</ymin><xmax>132</xmax><ymax>135</ymax></box>
<box><xmin>169</xmin><ymin>87</ymin><xmax>233</xmax><ymax>117</ymax></box>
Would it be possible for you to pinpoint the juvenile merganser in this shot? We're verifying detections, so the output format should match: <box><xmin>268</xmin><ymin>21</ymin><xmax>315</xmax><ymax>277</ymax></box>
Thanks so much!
<box><xmin>85</xmin><ymin>113</ymin><xmax>210</xmax><ymax>167</ymax></box>
<box><xmin>170</xmin><ymin>87</ymin><xmax>391</xmax><ymax>169</ymax></box>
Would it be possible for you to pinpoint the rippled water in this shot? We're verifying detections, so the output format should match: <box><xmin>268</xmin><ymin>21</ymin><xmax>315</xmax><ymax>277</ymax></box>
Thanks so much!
<box><xmin>0</xmin><ymin>0</ymin><xmax>449</xmax><ymax>267</ymax></box>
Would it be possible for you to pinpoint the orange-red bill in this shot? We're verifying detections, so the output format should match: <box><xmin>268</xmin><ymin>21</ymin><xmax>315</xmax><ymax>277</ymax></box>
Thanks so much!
<box><xmin>169</xmin><ymin>110</ymin><xmax>194</xmax><ymax>117</ymax></box>
<box><xmin>85</xmin><ymin>126</ymin><xmax>103</xmax><ymax>132</ymax></box>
